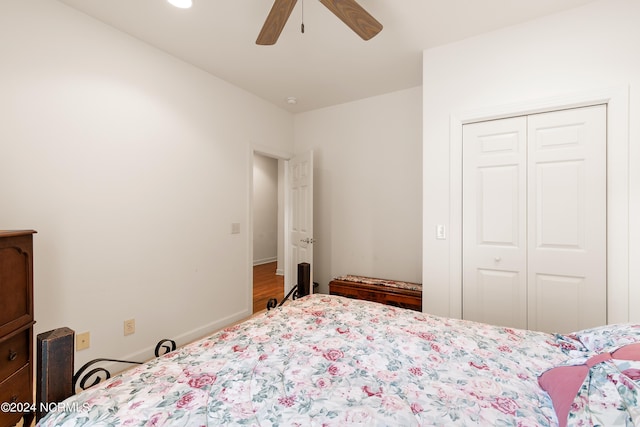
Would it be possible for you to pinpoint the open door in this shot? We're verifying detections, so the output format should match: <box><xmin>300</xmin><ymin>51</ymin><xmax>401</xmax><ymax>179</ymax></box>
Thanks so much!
<box><xmin>286</xmin><ymin>150</ymin><xmax>314</xmax><ymax>294</ymax></box>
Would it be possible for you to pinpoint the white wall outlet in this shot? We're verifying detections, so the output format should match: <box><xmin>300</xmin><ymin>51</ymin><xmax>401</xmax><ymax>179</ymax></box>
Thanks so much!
<box><xmin>76</xmin><ymin>331</ymin><xmax>90</xmax><ymax>351</ymax></box>
<box><xmin>124</xmin><ymin>318</ymin><xmax>136</xmax><ymax>336</ymax></box>
<box><xmin>436</xmin><ymin>224</ymin><xmax>447</xmax><ymax>240</ymax></box>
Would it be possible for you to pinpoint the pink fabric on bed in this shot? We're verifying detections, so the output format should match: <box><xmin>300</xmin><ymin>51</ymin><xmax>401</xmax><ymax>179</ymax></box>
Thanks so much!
<box><xmin>538</xmin><ymin>364</ymin><xmax>590</xmax><ymax>427</ymax></box>
<box><xmin>538</xmin><ymin>342</ymin><xmax>640</xmax><ymax>427</ymax></box>
<box><xmin>614</xmin><ymin>342</ymin><xmax>640</xmax><ymax>360</ymax></box>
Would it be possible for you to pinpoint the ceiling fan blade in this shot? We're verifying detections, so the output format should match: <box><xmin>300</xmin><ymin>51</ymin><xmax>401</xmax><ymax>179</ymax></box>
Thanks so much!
<box><xmin>318</xmin><ymin>0</ymin><xmax>382</xmax><ymax>41</ymax></box>
<box><xmin>256</xmin><ymin>0</ymin><xmax>298</xmax><ymax>45</ymax></box>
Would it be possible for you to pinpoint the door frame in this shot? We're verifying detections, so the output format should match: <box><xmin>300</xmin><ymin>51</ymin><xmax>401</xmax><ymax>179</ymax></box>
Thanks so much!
<box><xmin>249</xmin><ymin>145</ymin><xmax>293</xmax><ymax>312</ymax></box>
<box><xmin>449</xmin><ymin>86</ymin><xmax>630</xmax><ymax>324</ymax></box>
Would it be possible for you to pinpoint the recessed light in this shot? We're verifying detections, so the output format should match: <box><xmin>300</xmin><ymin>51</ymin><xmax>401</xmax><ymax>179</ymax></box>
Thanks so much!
<box><xmin>286</xmin><ymin>97</ymin><xmax>298</xmax><ymax>105</ymax></box>
<box><xmin>167</xmin><ymin>0</ymin><xmax>192</xmax><ymax>9</ymax></box>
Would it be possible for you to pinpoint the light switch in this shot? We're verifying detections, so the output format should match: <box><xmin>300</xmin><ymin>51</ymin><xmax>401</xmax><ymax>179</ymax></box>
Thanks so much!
<box><xmin>436</xmin><ymin>224</ymin><xmax>446</xmax><ymax>240</ymax></box>
<box><xmin>231</xmin><ymin>223</ymin><xmax>240</xmax><ymax>234</ymax></box>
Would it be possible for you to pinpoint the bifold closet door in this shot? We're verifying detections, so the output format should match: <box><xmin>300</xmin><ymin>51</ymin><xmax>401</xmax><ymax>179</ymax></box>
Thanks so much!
<box><xmin>462</xmin><ymin>105</ymin><xmax>607</xmax><ymax>333</ymax></box>
<box><xmin>462</xmin><ymin>116</ymin><xmax>528</xmax><ymax>330</ymax></box>
<box><xmin>526</xmin><ymin>105</ymin><xmax>606</xmax><ymax>333</ymax></box>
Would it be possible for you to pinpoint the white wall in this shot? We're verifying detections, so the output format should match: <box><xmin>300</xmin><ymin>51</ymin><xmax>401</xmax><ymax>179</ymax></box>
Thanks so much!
<box><xmin>295</xmin><ymin>87</ymin><xmax>423</xmax><ymax>293</ymax></box>
<box><xmin>252</xmin><ymin>154</ymin><xmax>279</xmax><ymax>265</ymax></box>
<box><xmin>422</xmin><ymin>0</ymin><xmax>639</xmax><ymax>323</ymax></box>
<box><xmin>0</xmin><ymin>0</ymin><xmax>293</xmax><ymax>367</ymax></box>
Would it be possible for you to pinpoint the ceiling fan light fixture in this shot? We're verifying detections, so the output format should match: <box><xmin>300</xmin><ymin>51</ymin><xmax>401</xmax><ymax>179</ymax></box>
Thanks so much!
<box><xmin>256</xmin><ymin>0</ymin><xmax>382</xmax><ymax>45</ymax></box>
<box><xmin>167</xmin><ymin>0</ymin><xmax>192</xmax><ymax>9</ymax></box>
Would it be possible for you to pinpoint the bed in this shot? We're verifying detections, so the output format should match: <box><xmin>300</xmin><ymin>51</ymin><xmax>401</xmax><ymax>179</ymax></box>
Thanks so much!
<box><xmin>37</xmin><ymin>294</ymin><xmax>640</xmax><ymax>426</ymax></box>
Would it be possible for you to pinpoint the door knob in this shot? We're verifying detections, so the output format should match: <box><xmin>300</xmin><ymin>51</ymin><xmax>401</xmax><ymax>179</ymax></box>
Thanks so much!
<box><xmin>300</xmin><ymin>238</ymin><xmax>315</xmax><ymax>244</ymax></box>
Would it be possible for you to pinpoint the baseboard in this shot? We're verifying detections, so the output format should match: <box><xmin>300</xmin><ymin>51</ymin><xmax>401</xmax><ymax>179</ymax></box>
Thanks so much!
<box><xmin>275</xmin><ymin>268</ymin><xmax>284</xmax><ymax>276</ymax></box>
<box><xmin>253</xmin><ymin>257</ymin><xmax>277</xmax><ymax>266</ymax></box>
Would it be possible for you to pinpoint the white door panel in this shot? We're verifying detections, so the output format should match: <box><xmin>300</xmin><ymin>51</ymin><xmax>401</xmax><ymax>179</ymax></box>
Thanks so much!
<box><xmin>535</xmin><ymin>161</ymin><xmax>584</xmax><ymax>249</ymax></box>
<box><xmin>474</xmin><ymin>268</ymin><xmax>525</xmax><ymax>328</ymax></box>
<box><xmin>288</xmin><ymin>151</ymin><xmax>314</xmax><ymax>294</ymax></box>
<box><xmin>532</xmin><ymin>273</ymin><xmax>585</xmax><ymax>333</ymax></box>
<box><xmin>477</xmin><ymin>165</ymin><xmax>521</xmax><ymax>246</ymax></box>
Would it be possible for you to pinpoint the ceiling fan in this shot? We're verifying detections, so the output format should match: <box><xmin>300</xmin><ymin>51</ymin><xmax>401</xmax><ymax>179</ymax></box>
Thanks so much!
<box><xmin>256</xmin><ymin>0</ymin><xmax>383</xmax><ymax>45</ymax></box>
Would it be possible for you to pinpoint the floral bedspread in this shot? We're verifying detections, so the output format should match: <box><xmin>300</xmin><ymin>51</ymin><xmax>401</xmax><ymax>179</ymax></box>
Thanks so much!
<box><xmin>39</xmin><ymin>295</ymin><xmax>583</xmax><ymax>426</ymax></box>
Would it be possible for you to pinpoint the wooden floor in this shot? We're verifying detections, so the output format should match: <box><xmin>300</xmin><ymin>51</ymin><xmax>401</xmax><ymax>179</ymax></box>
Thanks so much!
<box><xmin>253</xmin><ymin>261</ymin><xmax>284</xmax><ymax>313</ymax></box>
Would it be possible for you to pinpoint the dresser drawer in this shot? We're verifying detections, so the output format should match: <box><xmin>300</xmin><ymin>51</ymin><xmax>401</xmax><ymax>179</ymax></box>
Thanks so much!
<box><xmin>329</xmin><ymin>277</ymin><xmax>422</xmax><ymax>312</ymax></box>
<box><xmin>0</xmin><ymin>365</ymin><xmax>32</xmax><ymax>427</ymax></box>
<box><xmin>0</xmin><ymin>234</ymin><xmax>34</xmax><ymax>337</ymax></box>
<box><xmin>328</xmin><ymin>284</ymin><xmax>359</xmax><ymax>299</ymax></box>
<box><xmin>0</xmin><ymin>328</ymin><xmax>29</xmax><ymax>383</ymax></box>
<box><xmin>382</xmin><ymin>292</ymin><xmax>422</xmax><ymax>311</ymax></box>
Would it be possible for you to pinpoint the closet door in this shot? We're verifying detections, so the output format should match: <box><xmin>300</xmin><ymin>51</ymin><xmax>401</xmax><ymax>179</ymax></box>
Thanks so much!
<box><xmin>527</xmin><ymin>105</ymin><xmax>607</xmax><ymax>333</ymax></box>
<box><xmin>462</xmin><ymin>105</ymin><xmax>607</xmax><ymax>333</ymax></box>
<box><xmin>462</xmin><ymin>116</ymin><xmax>528</xmax><ymax>329</ymax></box>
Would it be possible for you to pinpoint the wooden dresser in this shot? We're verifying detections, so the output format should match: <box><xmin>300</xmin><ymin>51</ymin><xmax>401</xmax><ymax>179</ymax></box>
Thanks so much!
<box><xmin>0</xmin><ymin>230</ymin><xmax>36</xmax><ymax>427</ymax></box>
<box><xmin>329</xmin><ymin>275</ymin><xmax>422</xmax><ymax>312</ymax></box>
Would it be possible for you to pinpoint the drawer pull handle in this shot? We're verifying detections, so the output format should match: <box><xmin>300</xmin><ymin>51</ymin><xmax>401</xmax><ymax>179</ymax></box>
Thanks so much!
<box><xmin>8</xmin><ymin>350</ymin><xmax>18</xmax><ymax>361</ymax></box>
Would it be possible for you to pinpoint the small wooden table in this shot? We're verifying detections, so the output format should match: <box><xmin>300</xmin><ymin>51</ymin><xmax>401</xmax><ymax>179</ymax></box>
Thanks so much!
<box><xmin>329</xmin><ymin>275</ymin><xmax>422</xmax><ymax>312</ymax></box>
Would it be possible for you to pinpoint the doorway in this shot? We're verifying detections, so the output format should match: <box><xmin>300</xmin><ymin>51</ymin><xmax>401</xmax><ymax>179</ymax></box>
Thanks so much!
<box><xmin>252</xmin><ymin>152</ymin><xmax>285</xmax><ymax>312</ymax></box>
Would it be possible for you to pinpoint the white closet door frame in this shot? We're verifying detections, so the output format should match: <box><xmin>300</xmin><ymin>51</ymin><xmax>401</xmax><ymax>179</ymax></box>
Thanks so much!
<box><xmin>449</xmin><ymin>87</ymin><xmax>630</xmax><ymax>324</ymax></box>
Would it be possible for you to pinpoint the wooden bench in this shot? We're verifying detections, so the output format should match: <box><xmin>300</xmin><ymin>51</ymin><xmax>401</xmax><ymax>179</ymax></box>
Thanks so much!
<box><xmin>329</xmin><ymin>275</ymin><xmax>422</xmax><ymax>312</ymax></box>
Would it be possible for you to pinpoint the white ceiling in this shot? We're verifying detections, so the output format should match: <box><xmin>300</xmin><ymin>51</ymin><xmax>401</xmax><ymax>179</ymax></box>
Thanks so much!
<box><xmin>56</xmin><ymin>0</ymin><xmax>597</xmax><ymax>113</ymax></box>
